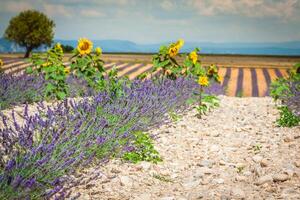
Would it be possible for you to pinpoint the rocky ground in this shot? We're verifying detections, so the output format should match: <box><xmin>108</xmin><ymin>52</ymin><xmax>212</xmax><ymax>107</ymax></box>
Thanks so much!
<box><xmin>64</xmin><ymin>96</ymin><xmax>299</xmax><ymax>199</ymax></box>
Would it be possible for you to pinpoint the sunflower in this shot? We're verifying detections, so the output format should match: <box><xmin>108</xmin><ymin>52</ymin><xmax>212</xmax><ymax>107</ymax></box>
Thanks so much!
<box><xmin>64</xmin><ymin>67</ymin><xmax>71</xmax><ymax>75</ymax></box>
<box><xmin>55</xmin><ymin>43</ymin><xmax>62</xmax><ymax>49</ymax></box>
<box><xmin>95</xmin><ymin>47</ymin><xmax>102</xmax><ymax>55</ymax></box>
<box><xmin>198</xmin><ymin>76</ymin><xmax>209</xmax><ymax>86</ymax></box>
<box><xmin>77</xmin><ymin>38</ymin><xmax>93</xmax><ymax>55</ymax></box>
<box><xmin>41</xmin><ymin>62</ymin><xmax>51</xmax><ymax>67</ymax></box>
<box><xmin>189</xmin><ymin>51</ymin><xmax>198</xmax><ymax>64</ymax></box>
<box><xmin>176</xmin><ymin>39</ymin><xmax>184</xmax><ymax>48</ymax></box>
<box><xmin>54</xmin><ymin>43</ymin><xmax>63</xmax><ymax>53</ymax></box>
<box><xmin>216</xmin><ymin>75</ymin><xmax>223</xmax><ymax>83</ymax></box>
<box><xmin>0</xmin><ymin>59</ymin><xmax>3</xmax><ymax>66</ymax></box>
<box><xmin>169</xmin><ymin>46</ymin><xmax>179</xmax><ymax>57</ymax></box>
<box><xmin>207</xmin><ymin>64</ymin><xmax>218</xmax><ymax>75</ymax></box>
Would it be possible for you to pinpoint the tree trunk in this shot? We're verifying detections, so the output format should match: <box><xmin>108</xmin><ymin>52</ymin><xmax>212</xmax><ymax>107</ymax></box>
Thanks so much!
<box><xmin>24</xmin><ymin>47</ymin><xmax>32</xmax><ymax>58</ymax></box>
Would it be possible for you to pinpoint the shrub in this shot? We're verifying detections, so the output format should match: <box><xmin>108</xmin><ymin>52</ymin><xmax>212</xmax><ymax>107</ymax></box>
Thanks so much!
<box><xmin>276</xmin><ymin>106</ymin><xmax>300</xmax><ymax>127</ymax></box>
<box><xmin>61</xmin><ymin>44</ymin><xmax>74</xmax><ymax>53</ymax></box>
<box><xmin>26</xmin><ymin>43</ymin><xmax>69</xmax><ymax>100</ymax></box>
<box><xmin>26</xmin><ymin>38</ymin><xmax>124</xmax><ymax>101</ymax></box>
<box><xmin>151</xmin><ymin>39</ymin><xmax>185</xmax><ymax>79</ymax></box>
<box><xmin>271</xmin><ymin>63</ymin><xmax>300</xmax><ymax>127</ymax></box>
<box><xmin>142</xmin><ymin>40</ymin><xmax>222</xmax><ymax>118</ymax></box>
<box><xmin>0</xmin><ymin>73</ymin><xmax>45</xmax><ymax>110</ymax></box>
<box><xmin>122</xmin><ymin>131</ymin><xmax>162</xmax><ymax>164</ymax></box>
<box><xmin>71</xmin><ymin>38</ymin><xmax>106</xmax><ymax>91</ymax></box>
<box><xmin>0</xmin><ymin>77</ymin><xmax>223</xmax><ymax>199</ymax></box>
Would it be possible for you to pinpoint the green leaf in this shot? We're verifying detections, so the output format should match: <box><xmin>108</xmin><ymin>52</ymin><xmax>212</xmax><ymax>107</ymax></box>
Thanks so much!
<box><xmin>183</xmin><ymin>59</ymin><xmax>193</xmax><ymax>68</ymax></box>
<box><xmin>186</xmin><ymin>97</ymin><xmax>197</xmax><ymax>105</ymax></box>
<box><xmin>42</xmin><ymin>66</ymin><xmax>55</xmax><ymax>73</ymax></box>
<box><xmin>45</xmin><ymin>83</ymin><xmax>55</xmax><ymax>93</ymax></box>
<box><xmin>158</xmin><ymin>59</ymin><xmax>170</xmax><ymax>68</ymax></box>
<box><xmin>195</xmin><ymin>47</ymin><xmax>201</xmax><ymax>52</ymax></box>
<box><xmin>137</xmin><ymin>72</ymin><xmax>148</xmax><ymax>80</ymax></box>
<box><xmin>25</xmin><ymin>67</ymin><xmax>33</xmax><ymax>74</ymax></box>
<box><xmin>56</xmin><ymin>91</ymin><xmax>67</xmax><ymax>100</ymax></box>
<box><xmin>159</xmin><ymin>46</ymin><xmax>168</xmax><ymax>54</ymax></box>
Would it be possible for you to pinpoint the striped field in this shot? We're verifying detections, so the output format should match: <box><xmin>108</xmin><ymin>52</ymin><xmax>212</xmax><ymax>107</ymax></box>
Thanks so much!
<box><xmin>0</xmin><ymin>57</ymin><xmax>290</xmax><ymax>97</ymax></box>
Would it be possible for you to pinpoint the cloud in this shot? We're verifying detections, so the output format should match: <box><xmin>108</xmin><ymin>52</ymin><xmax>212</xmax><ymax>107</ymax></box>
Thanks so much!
<box><xmin>53</xmin><ymin>0</ymin><xmax>136</xmax><ymax>7</ymax></box>
<box><xmin>189</xmin><ymin>0</ymin><xmax>300</xmax><ymax>20</ymax></box>
<box><xmin>1</xmin><ymin>1</ymin><xmax>33</xmax><ymax>13</ymax></box>
<box><xmin>160</xmin><ymin>0</ymin><xmax>175</xmax><ymax>11</ymax></box>
<box><xmin>80</xmin><ymin>9</ymin><xmax>105</xmax><ymax>17</ymax></box>
<box><xmin>43</xmin><ymin>3</ymin><xmax>73</xmax><ymax>18</ymax></box>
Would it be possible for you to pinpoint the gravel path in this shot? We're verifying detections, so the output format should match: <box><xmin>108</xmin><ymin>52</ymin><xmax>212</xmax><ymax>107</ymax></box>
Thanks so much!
<box><xmin>70</xmin><ymin>96</ymin><xmax>300</xmax><ymax>200</ymax></box>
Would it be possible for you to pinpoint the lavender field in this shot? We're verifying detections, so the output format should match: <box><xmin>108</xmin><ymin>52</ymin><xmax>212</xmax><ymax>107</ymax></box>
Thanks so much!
<box><xmin>0</xmin><ymin>1</ymin><xmax>300</xmax><ymax>199</ymax></box>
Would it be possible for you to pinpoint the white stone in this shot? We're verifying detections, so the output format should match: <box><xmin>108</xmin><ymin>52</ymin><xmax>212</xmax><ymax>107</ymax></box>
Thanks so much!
<box><xmin>235</xmin><ymin>175</ymin><xmax>247</xmax><ymax>182</ymax></box>
<box><xmin>294</xmin><ymin>161</ymin><xmax>300</xmax><ymax>168</ymax></box>
<box><xmin>284</xmin><ymin>136</ymin><xmax>293</xmax><ymax>142</ymax></box>
<box><xmin>210</xmin><ymin>145</ymin><xmax>220</xmax><ymax>152</ymax></box>
<box><xmin>231</xmin><ymin>188</ymin><xmax>246</xmax><ymax>199</ymax></box>
<box><xmin>159</xmin><ymin>197</ymin><xmax>175</xmax><ymax>200</ymax></box>
<box><xmin>134</xmin><ymin>193</ymin><xmax>152</xmax><ymax>200</ymax></box>
<box><xmin>182</xmin><ymin>179</ymin><xmax>201</xmax><ymax>190</ymax></box>
<box><xmin>252</xmin><ymin>155</ymin><xmax>263</xmax><ymax>163</ymax></box>
<box><xmin>256</xmin><ymin>175</ymin><xmax>273</xmax><ymax>185</ymax></box>
<box><xmin>273</xmin><ymin>174</ymin><xmax>289</xmax><ymax>182</ymax></box>
<box><xmin>119</xmin><ymin>176</ymin><xmax>133</xmax><ymax>187</ymax></box>
<box><xmin>213</xmin><ymin>178</ymin><xmax>224</xmax><ymax>184</ymax></box>
<box><xmin>140</xmin><ymin>161</ymin><xmax>151</xmax><ymax>171</ymax></box>
<box><xmin>260</xmin><ymin>159</ymin><xmax>269</xmax><ymax>167</ymax></box>
<box><xmin>198</xmin><ymin>160</ymin><xmax>214</xmax><ymax>168</ymax></box>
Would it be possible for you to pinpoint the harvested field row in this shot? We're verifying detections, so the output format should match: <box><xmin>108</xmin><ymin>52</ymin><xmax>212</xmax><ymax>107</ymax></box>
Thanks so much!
<box><xmin>0</xmin><ymin>57</ymin><xmax>290</xmax><ymax>97</ymax></box>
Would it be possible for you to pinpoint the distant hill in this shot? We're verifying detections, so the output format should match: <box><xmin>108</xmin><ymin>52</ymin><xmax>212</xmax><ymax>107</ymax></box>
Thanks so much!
<box><xmin>1</xmin><ymin>38</ymin><xmax>300</xmax><ymax>56</ymax></box>
<box><xmin>0</xmin><ymin>38</ymin><xmax>49</xmax><ymax>53</ymax></box>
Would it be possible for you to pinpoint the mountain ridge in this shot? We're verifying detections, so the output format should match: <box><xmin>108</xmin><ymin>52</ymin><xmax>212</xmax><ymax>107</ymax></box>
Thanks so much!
<box><xmin>1</xmin><ymin>38</ymin><xmax>300</xmax><ymax>56</ymax></box>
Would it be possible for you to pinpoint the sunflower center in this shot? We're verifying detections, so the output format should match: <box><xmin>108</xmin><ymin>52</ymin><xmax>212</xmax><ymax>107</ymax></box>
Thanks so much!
<box><xmin>80</xmin><ymin>42</ymin><xmax>90</xmax><ymax>51</ymax></box>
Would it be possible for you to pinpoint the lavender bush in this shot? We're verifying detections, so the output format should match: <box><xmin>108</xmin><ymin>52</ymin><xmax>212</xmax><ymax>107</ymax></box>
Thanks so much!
<box><xmin>285</xmin><ymin>79</ymin><xmax>300</xmax><ymax>117</ymax></box>
<box><xmin>0</xmin><ymin>73</ymin><xmax>45</xmax><ymax>110</ymax></box>
<box><xmin>0</xmin><ymin>72</ymin><xmax>223</xmax><ymax>111</ymax></box>
<box><xmin>0</xmin><ymin>77</ymin><xmax>224</xmax><ymax>199</ymax></box>
<box><xmin>0</xmin><ymin>73</ymin><xmax>96</xmax><ymax>110</ymax></box>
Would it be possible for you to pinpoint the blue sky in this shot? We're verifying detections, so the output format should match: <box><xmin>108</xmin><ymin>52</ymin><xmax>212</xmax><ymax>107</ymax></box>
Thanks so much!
<box><xmin>0</xmin><ymin>0</ymin><xmax>299</xmax><ymax>44</ymax></box>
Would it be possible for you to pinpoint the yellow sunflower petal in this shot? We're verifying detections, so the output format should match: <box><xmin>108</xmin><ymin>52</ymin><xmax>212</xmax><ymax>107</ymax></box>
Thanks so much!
<box><xmin>95</xmin><ymin>47</ymin><xmax>102</xmax><ymax>55</ymax></box>
<box><xmin>189</xmin><ymin>51</ymin><xmax>198</xmax><ymax>64</ymax></box>
<box><xmin>169</xmin><ymin>46</ymin><xmax>179</xmax><ymax>57</ymax></box>
<box><xmin>198</xmin><ymin>76</ymin><xmax>209</xmax><ymax>86</ymax></box>
<box><xmin>77</xmin><ymin>38</ymin><xmax>93</xmax><ymax>55</ymax></box>
<box><xmin>64</xmin><ymin>67</ymin><xmax>71</xmax><ymax>75</ymax></box>
<box><xmin>176</xmin><ymin>39</ymin><xmax>184</xmax><ymax>48</ymax></box>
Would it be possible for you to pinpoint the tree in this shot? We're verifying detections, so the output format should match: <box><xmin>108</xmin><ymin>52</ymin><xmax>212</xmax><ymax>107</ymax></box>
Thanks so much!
<box><xmin>61</xmin><ymin>44</ymin><xmax>74</xmax><ymax>53</ymax></box>
<box><xmin>4</xmin><ymin>10</ymin><xmax>55</xmax><ymax>58</ymax></box>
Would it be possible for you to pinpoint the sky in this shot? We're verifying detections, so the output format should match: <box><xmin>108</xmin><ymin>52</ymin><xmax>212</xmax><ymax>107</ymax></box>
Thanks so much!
<box><xmin>0</xmin><ymin>0</ymin><xmax>300</xmax><ymax>44</ymax></box>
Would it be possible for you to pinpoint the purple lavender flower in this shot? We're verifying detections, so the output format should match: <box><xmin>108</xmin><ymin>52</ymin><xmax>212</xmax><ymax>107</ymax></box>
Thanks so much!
<box><xmin>96</xmin><ymin>136</ymin><xmax>106</xmax><ymax>145</ymax></box>
<box><xmin>5</xmin><ymin>159</ymin><xmax>16</xmax><ymax>172</ymax></box>
<box><xmin>11</xmin><ymin>175</ymin><xmax>23</xmax><ymax>189</ymax></box>
<box><xmin>24</xmin><ymin>178</ymin><xmax>36</xmax><ymax>188</ymax></box>
<box><xmin>124</xmin><ymin>146</ymin><xmax>135</xmax><ymax>152</ymax></box>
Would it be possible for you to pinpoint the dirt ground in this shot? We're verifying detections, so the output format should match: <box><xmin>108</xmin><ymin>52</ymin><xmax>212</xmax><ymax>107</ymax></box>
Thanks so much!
<box><xmin>1</xmin><ymin>53</ymin><xmax>300</xmax><ymax>68</ymax></box>
<box><xmin>68</xmin><ymin>96</ymin><xmax>300</xmax><ymax>200</ymax></box>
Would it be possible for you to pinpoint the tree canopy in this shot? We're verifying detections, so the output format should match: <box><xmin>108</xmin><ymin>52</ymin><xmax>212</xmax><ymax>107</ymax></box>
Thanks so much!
<box><xmin>4</xmin><ymin>10</ymin><xmax>55</xmax><ymax>58</ymax></box>
<box><xmin>61</xmin><ymin>44</ymin><xmax>74</xmax><ymax>53</ymax></box>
